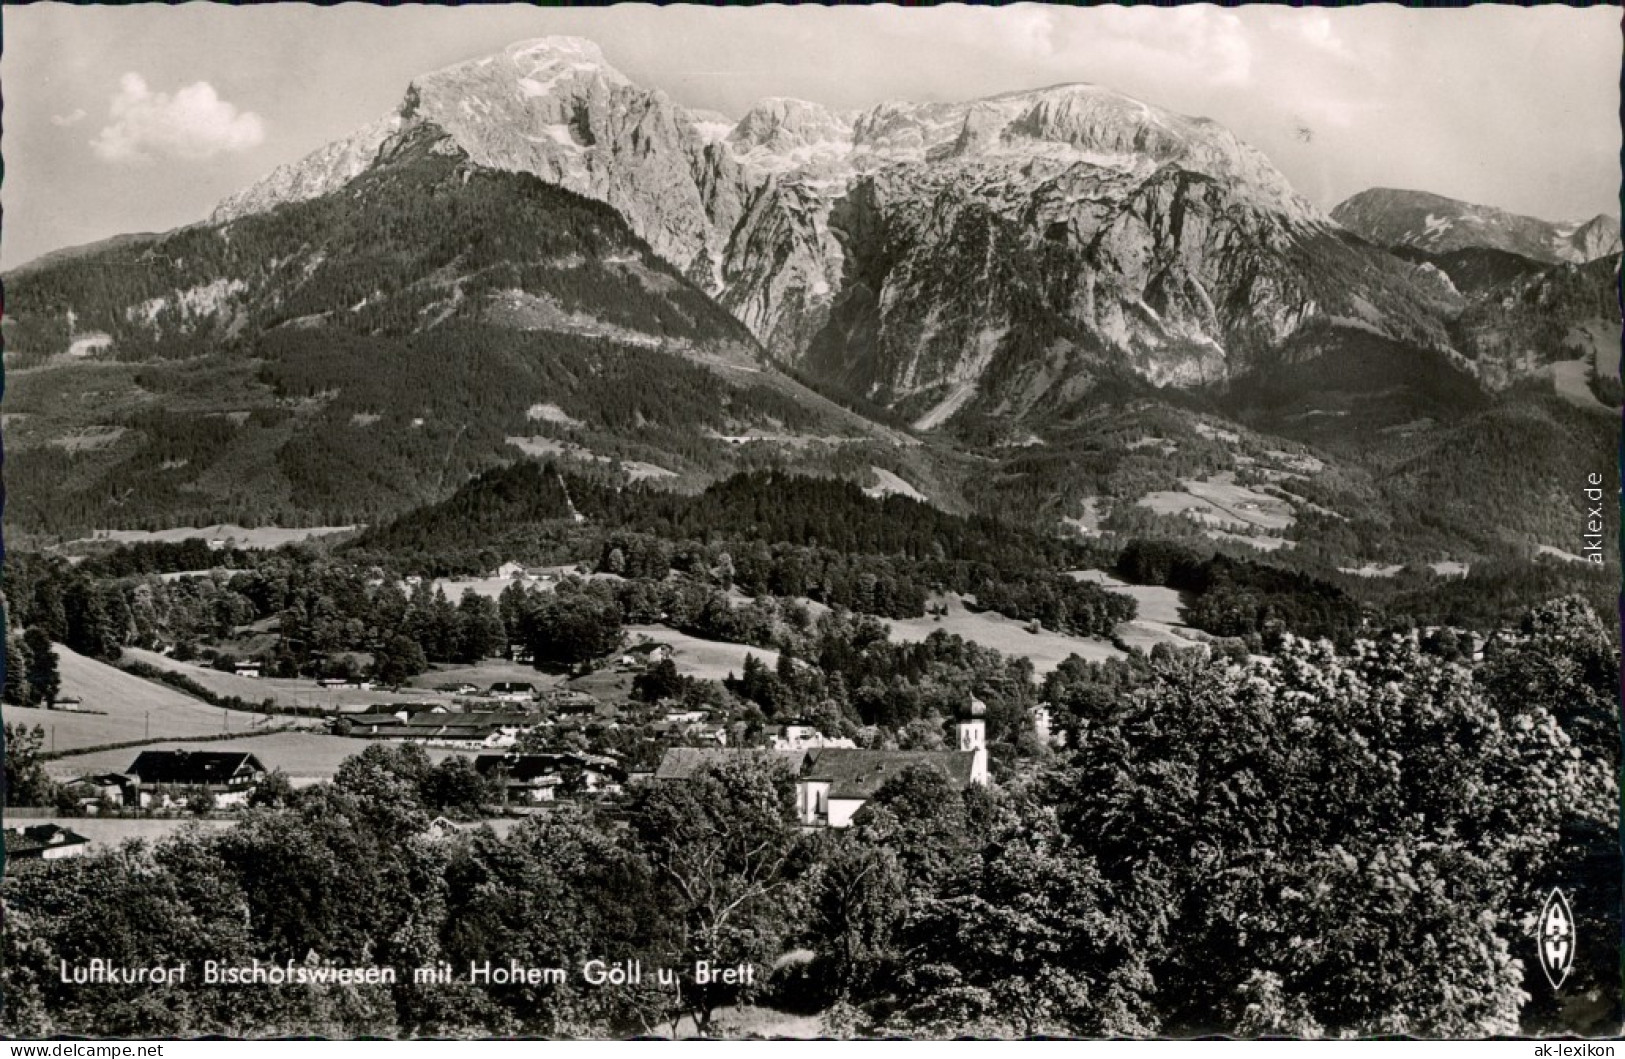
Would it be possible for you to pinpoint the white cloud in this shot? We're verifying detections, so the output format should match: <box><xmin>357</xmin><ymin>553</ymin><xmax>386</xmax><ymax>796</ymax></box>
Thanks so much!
<box><xmin>990</xmin><ymin>6</ymin><xmax>1058</xmax><ymax>61</ymax></box>
<box><xmin>91</xmin><ymin>73</ymin><xmax>265</xmax><ymax>162</ymax></box>
<box><xmin>1061</xmin><ymin>7</ymin><xmax>1254</xmax><ymax>88</ymax></box>
<box><xmin>50</xmin><ymin>108</ymin><xmax>87</xmax><ymax>127</ymax></box>
<box><xmin>1294</xmin><ymin>12</ymin><xmax>1355</xmax><ymax>62</ymax></box>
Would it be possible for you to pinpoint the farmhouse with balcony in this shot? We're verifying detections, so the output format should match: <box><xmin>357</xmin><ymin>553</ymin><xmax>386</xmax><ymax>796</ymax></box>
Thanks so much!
<box><xmin>125</xmin><ymin>750</ymin><xmax>269</xmax><ymax>808</ymax></box>
<box><xmin>488</xmin><ymin>681</ymin><xmax>538</xmax><ymax>704</ymax></box>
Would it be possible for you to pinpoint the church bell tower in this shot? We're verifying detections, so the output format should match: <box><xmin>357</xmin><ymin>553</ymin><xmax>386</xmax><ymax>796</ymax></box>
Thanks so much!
<box><xmin>957</xmin><ymin>698</ymin><xmax>988</xmax><ymax>785</ymax></box>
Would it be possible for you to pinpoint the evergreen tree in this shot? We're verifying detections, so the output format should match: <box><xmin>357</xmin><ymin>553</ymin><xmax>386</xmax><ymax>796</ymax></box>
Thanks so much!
<box><xmin>23</xmin><ymin>628</ymin><xmax>60</xmax><ymax>706</ymax></box>
<box><xmin>4</xmin><ymin>629</ymin><xmax>36</xmax><ymax>707</ymax></box>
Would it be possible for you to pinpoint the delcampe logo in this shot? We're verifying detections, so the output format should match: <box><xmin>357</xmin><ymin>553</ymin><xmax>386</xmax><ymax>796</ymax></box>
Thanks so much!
<box><xmin>1537</xmin><ymin>888</ymin><xmax>1575</xmax><ymax>989</ymax></box>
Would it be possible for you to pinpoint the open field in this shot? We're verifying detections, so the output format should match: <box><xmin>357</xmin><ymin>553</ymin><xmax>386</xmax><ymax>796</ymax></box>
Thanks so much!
<box><xmin>3</xmin><ymin>816</ymin><xmax>237</xmax><ymax>850</ymax></box>
<box><xmin>7</xmin><ymin>645</ymin><xmax>299</xmax><ymax>751</ymax></box>
<box><xmin>4</xmin><ymin>701</ymin><xmax>270</xmax><ymax>754</ymax></box>
<box><xmin>1205</xmin><ymin>528</ymin><xmax>1294</xmax><ymax>552</ymax></box>
<box><xmin>70</xmin><ymin>524</ymin><xmax>358</xmax><ymax>549</ymax></box>
<box><xmin>624</xmin><ymin>624</ymin><xmax>783</xmax><ymax>681</ymax></box>
<box><xmin>47</xmin><ymin>731</ymin><xmax>479</xmax><ymax>783</ymax></box>
<box><xmin>803</xmin><ymin>585</ymin><xmax>1139</xmax><ymax>671</ymax></box>
<box><xmin>1138</xmin><ymin>473</ymin><xmax>1295</xmax><ymax>533</ymax></box>
<box><xmin>1550</xmin><ymin>359</ymin><xmax>1614</xmax><ymax>414</ymax></box>
<box><xmin>505</xmin><ymin>435</ymin><xmax>675</xmax><ymax>482</ymax></box>
<box><xmin>121</xmin><ymin>647</ymin><xmax>445</xmax><ymax>710</ymax></box>
<box><xmin>409</xmin><ymin>659</ymin><xmax>566</xmax><ymax>691</ymax></box>
<box><xmin>1115</xmin><ymin>620</ymin><xmax>1210</xmax><ymax>654</ymax></box>
<box><xmin>863</xmin><ymin>466</ymin><xmax>927</xmax><ymax>503</ymax></box>
<box><xmin>1066</xmin><ymin>572</ymin><xmax>1188</xmax><ymax>625</ymax></box>
<box><xmin>6</xmin><ymin>814</ymin><xmax>527</xmax><ymax>852</ymax></box>
<box><xmin>1339</xmin><ymin>563</ymin><xmax>1406</xmax><ymax>578</ymax></box>
<box><xmin>880</xmin><ymin>596</ymin><xmax>1123</xmax><ymax>673</ymax></box>
<box><xmin>432</xmin><ymin>575</ymin><xmax>526</xmax><ymax>600</ymax></box>
<box><xmin>1066</xmin><ymin>572</ymin><xmax>1206</xmax><ymax>654</ymax></box>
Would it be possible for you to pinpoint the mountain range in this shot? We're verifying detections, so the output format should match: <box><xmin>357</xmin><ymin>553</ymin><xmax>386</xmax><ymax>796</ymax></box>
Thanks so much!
<box><xmin>4</xmin><ymin>36</ymin><xmax>1618</xmax><ymax>567</ymax></box>
<box><xmin>1332</xmin><ymin>187</ymin><xmax>1620</xmax><ymax>265</ymax></box>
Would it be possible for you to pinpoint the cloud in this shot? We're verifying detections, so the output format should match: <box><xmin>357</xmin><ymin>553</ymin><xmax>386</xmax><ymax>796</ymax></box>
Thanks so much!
<box><xmin>50</xmin><ymin>108</ymin><xmax>87</xmax><ymax>127</ymax></box>
<box><xmin>989</xmin><ymin>6</ymin><xmax>1058</xmax><ymax>61</ymax></box>
<box><xmin>1294</xmin><ymin>12</ymin><xmax>1355</xmax><ymax>62</ymax></box>
<box><xmin>1056</xmin><ymin>7</ymin><xmax>1254</xmax><ymax>88</ymax></box>
<box><xmin>91</xmin><ymin>73</ymin><xmax>265</xmax><ymax>162</ymax></box>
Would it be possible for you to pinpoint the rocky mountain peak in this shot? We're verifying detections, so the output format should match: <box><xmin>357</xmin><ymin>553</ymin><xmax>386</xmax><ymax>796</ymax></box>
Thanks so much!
<box><xmin>729</xmin><ymin>97</ymin><xmax>852</xmax><ymax>152</ymax></box>
<box><xmin>208</xmin><ymin>34</ymin><xmax>1478</xmax><ymax>430</ymax></box>
<box><xmin>412</xmin><ymin>35</ymin><xmax>633</xmax><ymax>107</ymax></box>
<box><xmin>1567</xmin><ymin>213</ymin><xmax>1622</xmax><ymax>263</ymax></box>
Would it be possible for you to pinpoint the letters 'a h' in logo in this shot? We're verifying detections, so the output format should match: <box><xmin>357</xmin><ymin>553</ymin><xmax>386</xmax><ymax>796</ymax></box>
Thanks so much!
<box><xmin>1537</xmin><ymin>888</ymin><xmax>1575</xmax><ymax>989</ymax></box>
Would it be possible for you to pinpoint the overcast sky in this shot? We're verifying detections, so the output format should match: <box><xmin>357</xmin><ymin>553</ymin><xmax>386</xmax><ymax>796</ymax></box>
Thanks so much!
<box><xmin>4</xmin><ymin>3</ymin><xmax>1618</xmax><ymax>269</ymax></box>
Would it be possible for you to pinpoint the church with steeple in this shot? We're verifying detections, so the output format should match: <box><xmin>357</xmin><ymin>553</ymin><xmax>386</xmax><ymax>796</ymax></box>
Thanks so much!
<box><xmin>655</xmin><ymin>696</ymin><xmax>992</xmax><ymax>828</ymax></box>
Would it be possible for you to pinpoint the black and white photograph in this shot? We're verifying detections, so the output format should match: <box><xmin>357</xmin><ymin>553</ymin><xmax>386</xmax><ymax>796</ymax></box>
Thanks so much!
<box><xmin>1</xmin><ymin>2</ymin><xmax>1619</xmax><ymax>1041</ymax></box>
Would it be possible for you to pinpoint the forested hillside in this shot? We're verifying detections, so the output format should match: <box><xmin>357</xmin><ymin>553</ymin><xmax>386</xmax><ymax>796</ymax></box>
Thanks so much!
<box><xmin>1</xmin><ymin>127</ymin><xmax>897</xmax><ymax>537</ymax></box>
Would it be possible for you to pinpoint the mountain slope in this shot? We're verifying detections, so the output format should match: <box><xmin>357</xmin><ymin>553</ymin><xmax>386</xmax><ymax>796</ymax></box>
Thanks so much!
<box><xmin>206</xmin><ymin>37</ymin><xmax>1476</xmax><ymax>433</ymax></box>
<box><xmin>1332</xmin><ymin>188</ymin><xmax>1621</xmax><ymax>264</ymax></box>
<box><xmin>1</xmin><ymin>126</ymin><xmax>906</xmax><ymax>536</ymax></box>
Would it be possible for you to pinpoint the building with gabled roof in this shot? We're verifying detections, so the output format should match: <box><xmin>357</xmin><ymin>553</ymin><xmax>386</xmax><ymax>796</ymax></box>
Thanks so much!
<box><xmin>653</xmin><ymin>747</ymin><xmax>806</xmax><ymax>782</ymax></box>
<box><xmin>795</xmin><ymin>747</ymin><xmax>979</xmax><ymax>827</ymax></box>
<box><xmin>5</xmin><ymin>824</ymin><xmax>91</xmax><ymax>860</ymax></box>
<box><xmin>475</xmin><ymin>752</ymin><xmax>626</xmax><ymax>801</ymax></box>
<box><xmin>654</xmin><ymin>701</ymin><xmax>988</xmax><ymax>829</ymax></box>
<box><xmin>125</xmin><ymin>750</ymin><xmax>269</xmax><ymax>808</ymax></box>
<box><xmin>61</xmin><ymin>772</ymin><xmax>139</xmax><ymax>810</ymax></box>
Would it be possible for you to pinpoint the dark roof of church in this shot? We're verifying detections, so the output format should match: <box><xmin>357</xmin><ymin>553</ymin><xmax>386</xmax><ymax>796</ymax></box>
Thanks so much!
<box><xmin>652</xmin><ymin>747</ymin><xmax>807</xmax><ymax>781</ymax></box>
<box><xmin>651</xmin><ymin>746</ymin><xmax>976</xmax><ymax>800</ymax></box>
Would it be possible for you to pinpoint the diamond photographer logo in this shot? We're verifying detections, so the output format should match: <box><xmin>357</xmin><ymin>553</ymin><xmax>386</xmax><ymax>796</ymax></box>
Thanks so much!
<box><xmin>1537</xmin><ymin>888</ymin><xmax>1575</xmax><ymax>989</ymax></box>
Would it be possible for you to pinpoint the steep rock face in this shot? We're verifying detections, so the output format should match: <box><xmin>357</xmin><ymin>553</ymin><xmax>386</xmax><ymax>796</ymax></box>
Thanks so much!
<box><xmin>210</xmin><ymin>37</ymin><xmax>1472</xmax><ymax>428</ymax></box>
<box><xmin>1567</xmin><ymin>214</ymin><xmax>1622</xmax><ymax>264</ymax></box>
<box><xmin>1331</xmin><ymin>188</ymin><xmax>1621</xmax><ymax>265</ymax></box>
<box><xmin>804</xmin><ymin>161</ymin><xmax>1457</xmax><ymax>427</ymax></box>
<box><xmin>215</xmin><ymin>39</ymin><xmax>747</xmax><ymax>285</ymax></box>
<box><xmin>214</xmin><ymin>114</ymin><xmax>403</xmax><ymax>222</ymax></box>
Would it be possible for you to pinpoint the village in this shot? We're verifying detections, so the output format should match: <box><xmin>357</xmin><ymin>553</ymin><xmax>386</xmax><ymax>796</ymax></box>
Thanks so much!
<box><xmin>12</xmin><ymin>570</ymin><xmax>1028</xmax><ymax>858</ymax></box>
<box><xmin>10</xmin><ymin>689</ymin><xmax>1002</xmax><ymax>858</ymax></box>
